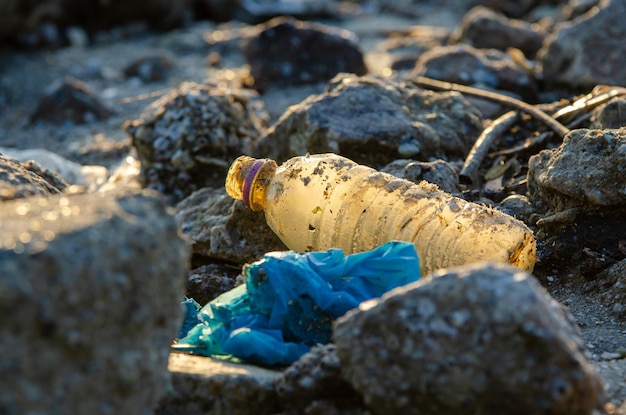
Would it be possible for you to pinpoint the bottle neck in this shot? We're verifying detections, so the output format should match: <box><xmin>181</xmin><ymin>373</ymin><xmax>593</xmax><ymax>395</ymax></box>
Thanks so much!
<box><xmin>225</xmin><ymin>156</ymin><xmax>277</xmax><ymax>211</ymax></box>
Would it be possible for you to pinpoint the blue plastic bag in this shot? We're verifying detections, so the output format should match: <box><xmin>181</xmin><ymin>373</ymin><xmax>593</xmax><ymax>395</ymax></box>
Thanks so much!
<box><xmin>174</xmin><ymin>241</ymin><xmax>420</xmax><ymax>366</ymax></box>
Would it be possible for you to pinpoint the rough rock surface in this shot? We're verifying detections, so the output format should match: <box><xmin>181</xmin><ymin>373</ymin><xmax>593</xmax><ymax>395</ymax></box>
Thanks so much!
<box><xmin>157</xmin><ymin>353</ymin><xmax>281</xmax><ymax>415</ymax></box>
<box><xmin>333</xmin><ymin>263</ymin><xmax>604</xmax><ymax>415</ymax></box>
<box><xmin>590</xmin><ymin>98</ymin><xmax>626</xmax><ymax>130</ymax></box>
<box><xmin>0</xmin><ymin>190</ymin><xmax>189</xmax><ymax>415</ymax></box>
<box><xmin>409</xmin><ymin>44</ymin><xmax>537</xmax><ymax>99</ymax></box>
<box><xmin>596</xmin><ymin>259</ymin><xmax>626</xmax><ymax>319</ymax></box>
<box><xmin>124</xmin><ymin>82</ymin><xmax>265</xmax><ymax>203</ymax></box>
<box><xmin>31</xmin><ymin>77</ymin><xmax>112</xmax><ymax>124</ymax></box>
<box><xmin>175</xmin><ymin>187</ymin><xmax>287</xmax><ymax>264</ymax></box>
<box><xmin>242</xmin><ymin>17</ymin><xmax>367</xmax><ymax>90</ymax></box>
<box><xmin>0</xmin><ymin>153</ymin><xmax>63</xmax><ymax>200</ymax></box>
<box><xmin>254</xmin><ymin>73</ymin><xmax>483</xmax><ymax>166</ymax></box>
<box><xmin>528</xmin><ymin>127</ymin><xmax>626</xmax><ymax>213</ymax></box>
<box><xmin>374</xmin><ymin>26</ymin><xmax>450</xmax><ymax>71</ymax></box>
<box><xmin>450</xmin><ymin>6</ymin><xmax>545</xmax><ymax>56</ymax></box>
<box><xmin>539</xmin><ymin>0</ymin><xmax>626</xmax><ymax>88</ymax></box>
<box><xmin>276</xmin><ymin>344</ymin><xmax>364</xmax><ymax>414</ymax></box>
<box><xmin>123</xmin><ymin>55</ymin><xmax>175</xmax><ymax>83</ymax></box>
<box><xmin>186</xmin><ymin>262</ymin><xmax>241</xmax><ymax>306</ymax></box>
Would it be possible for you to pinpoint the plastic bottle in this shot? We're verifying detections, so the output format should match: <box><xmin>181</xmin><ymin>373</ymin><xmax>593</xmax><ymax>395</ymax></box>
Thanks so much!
<box><xmin>225</xmin><ymin>153</ymin><xmax>536</xmax><ymax>275</ymax></box>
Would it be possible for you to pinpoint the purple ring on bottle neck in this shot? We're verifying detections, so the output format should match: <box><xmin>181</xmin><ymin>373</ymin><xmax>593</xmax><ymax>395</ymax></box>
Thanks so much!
<box><xmin>242</xmin><ymin>160</ymin><xmax>265</xmax><ymax>208</ymax></box>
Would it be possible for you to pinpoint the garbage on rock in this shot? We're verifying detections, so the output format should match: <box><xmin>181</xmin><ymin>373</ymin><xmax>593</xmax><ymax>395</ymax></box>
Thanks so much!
<box><xmin>174</xmin><ymin>241</ymin><xmax>420</xmax><ymax>366</ymax></box>
<box><xmin>226</xmin><ymin>153</ymin><xmax>536</xmax><ymax>276</ymax></box>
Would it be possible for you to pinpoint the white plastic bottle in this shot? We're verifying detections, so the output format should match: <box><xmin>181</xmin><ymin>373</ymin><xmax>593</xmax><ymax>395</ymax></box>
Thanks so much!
<box><xmin>226</xmin><ymin>153</ymin><xmax>536</xmax><ymax>275</ymax></box>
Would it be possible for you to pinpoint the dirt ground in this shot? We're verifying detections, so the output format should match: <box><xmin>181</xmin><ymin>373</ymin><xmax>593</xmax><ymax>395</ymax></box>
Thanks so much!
<box><xmin>1</xmin><ymin>2</ymin><xmax>626</xmax><ymax>412</ymax></box>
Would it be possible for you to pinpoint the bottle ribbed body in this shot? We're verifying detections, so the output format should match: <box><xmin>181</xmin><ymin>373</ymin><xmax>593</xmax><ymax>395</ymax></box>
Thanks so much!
<box><xmin>228</xmin><ymin>153</ymin><xmax>536</xmax><ymax>275</ymax></box>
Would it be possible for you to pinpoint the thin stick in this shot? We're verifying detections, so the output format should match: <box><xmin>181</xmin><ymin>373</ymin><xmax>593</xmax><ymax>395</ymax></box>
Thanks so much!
<box><xmin>459</xmin><ymin>111</ymin><xmax>519</xmax><ymax>186</ymax></box>
<box><xmin>411</xmin><ymin>76</ymin><xmax>570</xmax><ymax>138</ymax></box>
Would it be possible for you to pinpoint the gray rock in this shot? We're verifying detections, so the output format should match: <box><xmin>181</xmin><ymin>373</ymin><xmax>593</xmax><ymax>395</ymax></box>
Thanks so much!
<box><xmin>31</xmin><ymin>77</ymin><xmax>112</xmax><ymax>124</ymax></box>
<box><xmin>381</xmin><ymin>158</ymin><xmax>460</xmax><ymax>196</ymax></box>
<box><xmin>157</xmin><ymin>353</ymin><xmax>281</xmax><ymax>415</ymax></box>
<box><xmin>333</xmin><ymin>262</ymin><xmax>604</xmax><ymax>415</ymax></box>
<box><xmin>528</xmin><ymin>127</ymin><xmax>626</xmax><ymax>213</ymax></box>
<box><xmin>0</xmin><ymin>153</ymin><xmax>62</xmax><ymax>201</ymax></box>
<box><xmin>497</xmin><ymin>194</ymin><xmax>536</xmax><ymax>224</ymax></box>
<box><xmin>590</xmin><ymin>98</ymin><xmax>626</xmax><ymax>130</ymax></box>
<box><xmin>450</xmin><ymin>6</ymin><xmax>546</xmax><ymax>57</ymax></box>
<box><xmin>475</xmin><ymin>0</ymin><xmax>538</xmax><ymax>18</ymax></box>
<box><xmin>254</xmin><ymin>73</ymin><xmax>483</xmax><ymax>166</ymax></box>
<box><xmin>242</xmin><ymin>17</ymin><xmax>367</xmax><ymax>89</ymax></box>
<box><xmin>374</xmin><ymin>26</ymin><xmax>450</xmax><ymax>71</ymax></box>
<box><xmin>175</xmin><ymin>187</ymin><xmax>287</xmax><ymax>264</ymax></box>
<box><xmin>409</xmin><ymin>44</ymin><xmax>537</xmax><ymax>99</ymax></box>
<box><xmin>597</xmin><ymin>259</ymin><xmax>626</xmax><ymax>319</ymax></box>
<box><xmin>538</xmin><ymin>0</ymin><xmax>626</xmax><ymax>88</ymax></box>
<box><xmin>0</xmin><ymin>190</ymin><xmax>189</xmax><ymax>415</ymax></box>
<box><xmin>276</xmin><ymin>344</ymin><xmax>363</xmax><ymax>414</ymax></box>
<box><xmin>186</xmin><ymin>262</ymin><xmax>241</xmax><ymax>306</ymax></box>
<box><xmin>198</xmin><ymin>0</ymin><xmax>339</xmax><ymax>22</ymax></box>
<box><xmin>123</xmin><ymin>55</ymin><xmax>175</xmax><ymax>83</ymax></box>
<box><xmin>124</xmin><ymin>82</ymin><xmax>265</xmax><ymax>203</ymax></box>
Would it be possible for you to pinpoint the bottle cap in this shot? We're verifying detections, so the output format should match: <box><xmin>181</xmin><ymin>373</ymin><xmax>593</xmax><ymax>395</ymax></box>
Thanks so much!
<box><xmin>225</xmin><ymin>156</ymin><xmax>277</xmax><ymax>211</ymax></box>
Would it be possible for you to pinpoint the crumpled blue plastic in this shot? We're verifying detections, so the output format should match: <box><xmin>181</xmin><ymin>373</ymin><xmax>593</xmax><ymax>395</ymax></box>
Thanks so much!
<box><xmin>174</xmin><ymin>240</ymin><xmax>420</xmax><ymax>366</ymax></box>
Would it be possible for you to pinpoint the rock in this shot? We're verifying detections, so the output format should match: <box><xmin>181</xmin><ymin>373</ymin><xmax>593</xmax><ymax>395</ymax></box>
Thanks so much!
<box><xmin>528</xmin><ymin>127</ymin><xmax>626</xmax><ymax>213</ymax></box>
<box><xmin>124</xmin><ymin>82</ymin><xmax>264</xmax><ymax>203</ymax></box>
<box><xmin>408</xmin><ymin>44</ymin><xmax>537</xmax><ymax>100</ymax></box>
<box><xmin>449</xmin><ymin>6</ymin><xmax>546</xmax><ymax>57</ymax></box>
<box><xmin>590</xmin><ymin>98</ymin><xmax>626</xmax><ymax>130</ymax></box>
<box><xmin>31</xmin><ymin>77</ymin><xmax>112</xmax><ymax>124</ymax></box>
<box><xmin>0</xmin><ymin>154</ymin><xmax>63</xmax><ymax>201</ymax></box>
<box><xmin>374</xmin><ymin>26</ymin><xmax>450</xmax><ymax>71</ymax></box>
<box><xmin>276</xmin><ymin>344</ymin><xmax>364</xmax><ymax>414</ymax></box>
<box><xmin>381</xmin><ymin>159</ymin><xmax>461</xmax><ymax>196</ymax></box>
<box><xmin>186</xmin><ymin>262</ymin><xmax>241</xmax><ymax>306</ymax></box>
<box><xmin>597</xmin><ymin>259</ymin><xmax>626</xmax><ymax>319</ymax></box>
<box><xmin>19</xmin><ymin>159</ymin><xmax>70</xmax><ymax>192</ymax></box>
<box><xmin>474</xmin><ymin>0</ymin><xmax>538</xmax><ymax>18</ymax></box>
<box><xmin>254</xmin><ymin>73</ymin><xmax>483</xmax><ymax>166</ymax></box>
<box><xmin>157</xmin><ymin>353</ymin><xmax>281</xmax><ymax>415</ymax></box>
<box><xmin>538</xmin><ymin>0</ymin><xmax>626</xmax><ymax>88</ymax></box>
<box><xmin>123</xmin><ymin>55</ymin><xmax>175</xmax><ymax>83</ymax></box>
<box><xmin>497</xmin><ymin>194</ymin><xmax>536</xmax><ymax>224</ymax></box>
<box><xmin>0</xmin><ymin>147</ymin><xmax>108</xmax><ymax>188</ymax></box>
<box><xmin>0</xmin><ymin>190</ymin><xmax>189</xmax><ymax>415</ymax></box>
<box><xmin>333</xmin><ymin>262</ymin><xmax>604</xmax><ymax>415</ymax></box>
<box><xmin>242</xmin><ymin>17</ymin><xmax>367</xmax><ymax>90</ymax></box>
<box><xmin>175</xmin><ymin>187</ymin><xmax>287</xmax><ymax>264</ymax></box>
<box><xmin>197</xmin><ymin>0</ymin><xmax>339</xmax><ymax>22</ymax></box>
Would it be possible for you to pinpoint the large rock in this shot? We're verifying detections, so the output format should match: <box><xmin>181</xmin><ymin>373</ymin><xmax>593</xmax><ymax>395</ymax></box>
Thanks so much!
<box><xmin>276</xmin><ymin>344</ymin><xmax>364</xmax><ymax>414</ymax></box>
<box><xmin>0</xmin><ymin>153</ymin><xmax>62</xmax><ymax>201</ymax></box>
<box><xmin>0</xmin><ymin>190</ymin><xmax>189</xmax><ymax>415</ymax></box>
<box><xmin>157</xmin><ymin>353</ymin><xmax>281</xmax><ymax>415</ymax></box>
<box><xmin>538</xmin><ymin>0</ymin><xmax>626</xmax><ymax>88</ymax></box>
<box><xmin>334</xmin><ymin>262</ymin><xmax>604</xmax><ymax>415</ymax></box>
<box><xmin>175</xmin><ymin>187</ymin><xmax>287</xmax><ymax>264</ymax></box>
<box><xmin>254</xmin><ymin>73</ymin><xmax>483</xmax><ymax>166</ymax></box>
<box><xmin>124</xmin><ymin>82</ymin><xmax>265</xmax><ymax>203</ymax></box>
<box><xmin>31</xmin><ymin>77</ymin><xmax>112</xmax><ymax>124</ymax></box>
<box><xmin>449</xmin><ymin>6</ymin><xmax>545</xmax><ymax>57</ymax></box>
<box><xmin>242</xmin><ymin>17</ymin><xmax>367</xmax><ymax>90</ymax></box>
<box><xmin>528</xmin><ymin>127</ymin><xmax>626</xmax><ymax>213</ymax></box>
<box><xmin>409</xmin><ymin>44</ymin><xmax>537</xmax><ymax>99</ymax></box>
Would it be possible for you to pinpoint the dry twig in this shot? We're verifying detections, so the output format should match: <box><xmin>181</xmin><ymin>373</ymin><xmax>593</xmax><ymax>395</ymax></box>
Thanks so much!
<box><xmin>411</xmin><ymin>76</ymin><xmax>570</xmax><ymax>137</ymax></box>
